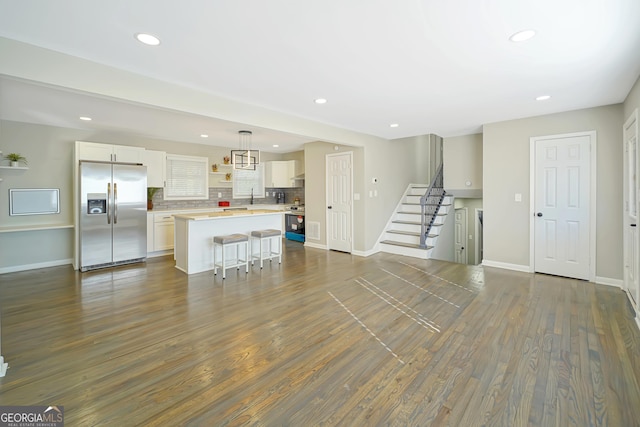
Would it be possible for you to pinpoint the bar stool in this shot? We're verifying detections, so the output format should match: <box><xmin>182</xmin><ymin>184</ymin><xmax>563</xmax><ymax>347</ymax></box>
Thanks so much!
<box><xmin>250</xmin><ymin>229</ymin><xmax>282</xmax><ymax>268</ymax></box>
<box><xmin>213</xmin><ymin>233</ymin><xmax>249</xmax><ymax>279</ymax></box>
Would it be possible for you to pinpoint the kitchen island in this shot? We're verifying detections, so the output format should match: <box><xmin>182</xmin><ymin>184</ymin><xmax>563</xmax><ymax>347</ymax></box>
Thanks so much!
<box><xmin>173</xmin><ymin>209</ymin><xmax>284</xmax><ymax>274</ymax></box>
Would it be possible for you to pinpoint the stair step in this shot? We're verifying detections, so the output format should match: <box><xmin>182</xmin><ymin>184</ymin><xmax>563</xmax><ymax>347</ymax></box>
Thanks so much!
<box><xmin>386</xmin><ymin>230</ymin><xmax>420</xmax><ymax>237</ymax></box>
<box><xmin>380</xmin><ymin>240</ymin><xmax>433</xmax><ymax>250</ymax></box>
<box><xmin>392</xmin><ymin>220</ymin><xmax>421</xmax><ymax>225</ymax></box>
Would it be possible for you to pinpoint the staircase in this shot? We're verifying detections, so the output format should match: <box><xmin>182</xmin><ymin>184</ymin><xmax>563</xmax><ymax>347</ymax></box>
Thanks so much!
<box><xmin>378</xmin><ymin>162</ymin><xmax>453</xmax><ymax>259</ymax></box>
<box><xmin>379</xmin><ymin>186</ymin><xmax>453</xmax><ymax>259</ymax></box>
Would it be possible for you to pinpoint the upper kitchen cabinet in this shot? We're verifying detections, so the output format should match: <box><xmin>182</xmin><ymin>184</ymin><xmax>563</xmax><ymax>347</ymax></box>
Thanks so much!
<box><xmin>265</xmin><ymin>160</ymin><xmax>297</xmax><ymax>188</ymax></box>
<box><xmin>142</xmin><ymin>149</ymin><xmax>166</xmax><ymax>188</ymax></box>
<box><xmin>75</xmin><ymin>141</ymin><xmax>144</xmax><ymax>163</ymax></box>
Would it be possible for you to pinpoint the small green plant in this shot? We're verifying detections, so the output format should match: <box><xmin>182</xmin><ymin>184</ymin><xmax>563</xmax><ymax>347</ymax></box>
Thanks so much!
<box><xmin>5</xmin><ymin>153</ymin><xmax>27</xmax><ymax>164</ymax></box>
<box><xmin>147</xmin><ymin>187</ymin><xmax>160</xmax><ymax>200</ymax></box>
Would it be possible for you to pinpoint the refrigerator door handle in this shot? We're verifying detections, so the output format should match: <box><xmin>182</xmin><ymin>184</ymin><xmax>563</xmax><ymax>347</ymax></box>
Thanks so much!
<box><xmin>107</xmin><ymin>183</ymin><xmax>112</xmax><ymax>224</ymax></box>
<box><xmin>114</xmin><ymin>182</ymin><xmax>118</xmax><ymax>224</ymax></box>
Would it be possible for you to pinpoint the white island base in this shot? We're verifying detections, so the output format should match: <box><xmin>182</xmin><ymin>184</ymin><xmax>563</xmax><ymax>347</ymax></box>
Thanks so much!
<box><xmin>173</xmin><ymin>210</ymin><xmax>284</xmax><ymax>275</ymax></box>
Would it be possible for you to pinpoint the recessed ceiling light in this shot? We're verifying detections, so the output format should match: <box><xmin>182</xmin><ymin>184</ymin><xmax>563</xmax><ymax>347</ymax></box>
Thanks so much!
<box><xmin>200</xmin><ymin>134</ymin><xmax>209</xmax><ymax>138</ymax></box>
<box><xmin>272</xmin><ymin>144</ymin><xmax>279</xmax><ymax>148</ymax></box>
<box><xmin>536</xmin><ymin>95</ymin><xmax>551</xmax><ymax>101</ymax></box>
<box><xmin>509</xmin><ymin>29</ymin><xmax>536</xmax><ymax>42</ymax></box>
<box><xmin>314</xmin><ymin>98</ymin><xmax>327</xmax><ymax>104</ymax></box>
<box><xmin>79</xmin><ymin>116</ymin><xmax>92</xmax><ymax>121</ymax></box>
<box><xmin>390</xmin><ymin>123</ymin><xmax>399</xmax><ymax>128</ymax></box>
<box><xmin>135</xmin><ymin>33</ymin><xmax>161</xmax><ymax>46</ymax></box>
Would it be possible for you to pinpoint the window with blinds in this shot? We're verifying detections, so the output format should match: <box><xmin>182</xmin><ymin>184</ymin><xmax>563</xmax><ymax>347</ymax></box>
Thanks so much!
<box><xmin>232</xmin><ymin>163</ymin><xmax>265</xmax><ymax>199</ymax></box>
<box><xmin>164</xmin><ymin>154</ymin><xmax>209</xmax><ymax>200</ymax></box>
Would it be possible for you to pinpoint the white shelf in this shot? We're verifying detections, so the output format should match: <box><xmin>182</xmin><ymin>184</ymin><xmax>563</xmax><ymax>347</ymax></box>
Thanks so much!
<box><xmin>0</xmin><ymin>224</ymin><xmax>74</xmax><ymax>233</ymax></box>
<box><xmin>0</xmin><ymin>166</ymin><xmax>28</xmax><ymax>170</ymax></box>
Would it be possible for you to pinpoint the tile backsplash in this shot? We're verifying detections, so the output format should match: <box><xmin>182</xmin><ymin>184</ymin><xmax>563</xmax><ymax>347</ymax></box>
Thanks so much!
<box><xmin>149</xmin><ymin>187</ymin><xmax>305</xmax><ymax>211</ymax></box>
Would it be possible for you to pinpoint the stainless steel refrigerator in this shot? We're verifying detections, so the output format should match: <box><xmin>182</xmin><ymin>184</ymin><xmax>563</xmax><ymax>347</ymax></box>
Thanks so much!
<box><xmin>79</xmin><ymin>161</ymin><xmax>147</xmax><ymax>271</ymax></box>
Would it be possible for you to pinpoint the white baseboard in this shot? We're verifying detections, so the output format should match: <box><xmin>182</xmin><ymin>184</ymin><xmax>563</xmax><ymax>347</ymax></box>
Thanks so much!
<box><xmin>0</xmin><ymin>258</ymin><xmax>72</xmax><ymax>274</ymax></box>
<box><xmin>303</xmin><ymin>242</ymin><xmax>327</xmax><ymax>250</ymax></box>
<box><xmin>147</xmin><ymin>250</ymin><xmax>173</xmax><ymax>259</ymax></box>
<box><xmin>595</xmin><ymin>276</ymin><xmax>623</xmax><ymax>288</ymax></box>
<box><xmin>0</xmin><ymin>356</ymin><xmax>7</xmax><ymax>377</ymax></box>
<box><xmin>481</xmin><ymin>259</ymin><xmax>531</xmax><ymax>273</ymax></box>
<box><xmin>352</xmin><ymin>247</ymin><xmax>379</xmax><ymax>257</ymax></box>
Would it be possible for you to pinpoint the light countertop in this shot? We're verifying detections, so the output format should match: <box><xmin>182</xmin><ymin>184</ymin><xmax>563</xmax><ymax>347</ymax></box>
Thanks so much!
<box><xmin>173</xmin><ymin>209</ymin><xmax>285</xmax><ymax>221</ymax></box>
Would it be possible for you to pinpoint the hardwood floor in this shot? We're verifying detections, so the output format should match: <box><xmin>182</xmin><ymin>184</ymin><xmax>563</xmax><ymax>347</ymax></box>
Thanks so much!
<box><xmin>1</xmin><ymin>242</ymin><xmax>639</xmax><ymax>426</ymax></box>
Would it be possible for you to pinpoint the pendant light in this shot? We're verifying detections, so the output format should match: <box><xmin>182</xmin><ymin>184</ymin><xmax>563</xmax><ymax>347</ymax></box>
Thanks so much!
<box><xmin>231</xmin><ymin>130</ymin><xmax>260</xmax><ymax>170</ymax></box>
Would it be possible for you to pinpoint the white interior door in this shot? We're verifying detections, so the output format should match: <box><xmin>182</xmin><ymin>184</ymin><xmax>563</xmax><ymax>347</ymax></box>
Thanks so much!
<box><xmin>326</xmin><ymin>152</ymin><xmax>352</xmax><ymax>253</ymax></box>
<box><xmin>624</xmin><ymin>110</ymin><xmax>639</xmax><ymax>305</ymax></box>
<box><xmin>454</xmin><ymin>208</ymin><xmax>467</xmax><ymax>264</ymax></box>
<box><xmin>533</xmin><ymin>133</ymin><xmax>592</xmax><ymax>280</ymax></box>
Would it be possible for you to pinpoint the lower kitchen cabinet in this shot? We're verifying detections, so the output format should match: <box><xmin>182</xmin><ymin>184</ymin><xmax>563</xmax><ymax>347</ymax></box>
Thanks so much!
<box><xmin>153</xmin><ymin>213</ymin><xmax>175</xmax><ymax>251</ymax></box>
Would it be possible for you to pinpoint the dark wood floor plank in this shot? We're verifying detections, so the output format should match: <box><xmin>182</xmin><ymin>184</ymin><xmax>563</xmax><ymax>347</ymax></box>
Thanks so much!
<box><xmin>1</xmin><ymin>246</ymin><xmax>640</xmax><ymax>426</ymax></box>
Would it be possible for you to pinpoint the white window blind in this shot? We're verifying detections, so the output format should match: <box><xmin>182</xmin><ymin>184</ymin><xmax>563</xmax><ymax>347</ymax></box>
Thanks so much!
<box><xmin>164</xmin><ymin>154</ymin><xmax>209</xmax><ymax>200</ymax></box>
<box><xmin>232</xmin><ymin>163</ymin><xmax>265</xmax><ymax>199</ymax></box>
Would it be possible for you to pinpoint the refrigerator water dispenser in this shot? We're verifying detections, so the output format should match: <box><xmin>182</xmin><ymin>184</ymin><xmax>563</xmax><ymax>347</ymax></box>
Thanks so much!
<box><xmin>87</xmin><ymin>194</ymin><xmax>107</xmax><ymax>214</ymax></box>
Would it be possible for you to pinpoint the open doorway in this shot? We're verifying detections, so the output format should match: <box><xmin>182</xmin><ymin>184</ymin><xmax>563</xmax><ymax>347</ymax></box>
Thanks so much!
<box><xmin>475</xmin><ymin>208</ymin><xmax>483</xmax><ymax>265</ymax></box>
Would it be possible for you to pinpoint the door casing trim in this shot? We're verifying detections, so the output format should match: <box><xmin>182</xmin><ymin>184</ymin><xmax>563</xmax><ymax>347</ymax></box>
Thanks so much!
<box><xmin>529</xmin><ymin>131</ymin><xmax>597</xmax><ymax>282</ymax></box>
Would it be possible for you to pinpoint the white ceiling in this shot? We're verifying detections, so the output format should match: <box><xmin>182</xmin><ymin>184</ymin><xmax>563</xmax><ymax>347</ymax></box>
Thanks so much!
<box><xmin>0</xmin><ymin>0</ymin><xmax>639</xmax><ymax>152</ymax></box>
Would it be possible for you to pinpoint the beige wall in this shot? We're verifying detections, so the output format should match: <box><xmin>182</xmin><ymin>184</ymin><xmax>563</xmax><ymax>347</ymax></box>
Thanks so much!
<box><xmin>483</xmin><ymin>104</ymin><xmax>623</xmax><ymax>279</ymax></box>
<box><xmin>303</xmin><ymin>142</ymin><xmax>367</xmax><ymax>250</ymax></box>
<box><xmin>444</xmin><ymin>133</ymin><xmax>482</xmax><ymax>196</ymax></box>
<box><xmin>0</xmin><ymin>120</ymin><xmax>289</xmax><ymax>271</ymax></box>
<box><xmin>304</xmin><ymin>135</ymin><xmax>436</xmax><ymax>253</ymax></box>
<box><xmin>624</xmin><ymin>75</ymin><xmax>640</xmax><ymax>120</ymax></box>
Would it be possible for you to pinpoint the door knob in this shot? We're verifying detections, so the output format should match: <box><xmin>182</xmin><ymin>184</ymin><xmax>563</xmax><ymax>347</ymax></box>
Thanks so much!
<box><xmin>536</xmin><ymin>212</ymin><xmax>543</xmax><ymax>217</ymax></box>
<box><xmin>632</xmin><ymin>224</ymin><xmax>637</xmax><ymax>227</ymax></box>
<box><xmin>328</xmin><ymin>206</ymin><xmax>332</xmax><ymax>209</ymax></box>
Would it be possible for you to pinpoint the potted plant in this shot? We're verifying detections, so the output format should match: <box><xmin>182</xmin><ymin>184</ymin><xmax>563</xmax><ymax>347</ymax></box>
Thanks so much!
<box><xmin>223</xmin><ymin>156</ymin><xmax>230</xmax><ymax>165</ymax></box>
<box><xmin>5</xmin><ymin>153</ymin><xmax>27</xmax><ymax>167</ymax></box>
<box><xmin>147</xmin><ymin>187</ymin><xmax>160</xmax><ymax>210</ymax></box>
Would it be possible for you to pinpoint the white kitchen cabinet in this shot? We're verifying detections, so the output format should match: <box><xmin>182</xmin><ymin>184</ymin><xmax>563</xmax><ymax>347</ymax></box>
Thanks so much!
<box><xmin>265</xmin><ymin>160</ymin><xmax>296</xmax><ymax>188</ymax></box>
<box><xmin>146</xmin><ymin>211</ymin><xmax>174</xmax><ymax>255</ymax></box>
<box><xmin>76</xmin><ymin>141</ymin><xmax>144</xmax><ymax>163</ymax></box>
<box><xmin>153</xmin><ymin>213</ymin><xmax>175</xmax><ymax>251</ymax></box>
<box><xmin>142</xmin><ymin>149</ymin><xmax>166</xmax><ymax>188</ymax></box>
<box><xmin>146</xmin><ymin>212</ymin><xmax>154</xmax><ymax>253</ymax></box>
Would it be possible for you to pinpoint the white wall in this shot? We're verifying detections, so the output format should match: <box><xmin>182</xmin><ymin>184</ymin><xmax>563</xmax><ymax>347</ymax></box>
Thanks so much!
<box><xmin>483</xmin><ymin>104</ymin><xmax>623</xmax><ymax>280</ymax></box>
